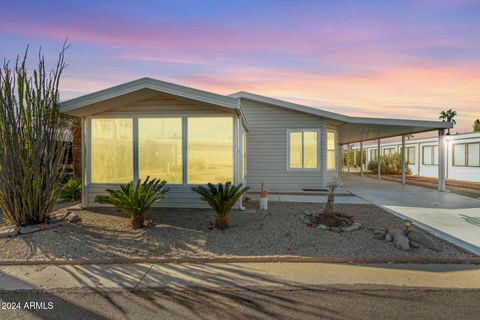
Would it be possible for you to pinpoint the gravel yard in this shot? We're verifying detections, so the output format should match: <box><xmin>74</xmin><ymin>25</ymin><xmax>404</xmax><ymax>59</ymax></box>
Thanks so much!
<box><xmin>0</xmin><ymin>202</ymin><xmax>474</xmax><ymax>261</ymax></box>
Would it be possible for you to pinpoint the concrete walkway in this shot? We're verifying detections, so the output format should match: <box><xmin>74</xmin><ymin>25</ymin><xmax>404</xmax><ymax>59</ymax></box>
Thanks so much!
<box><xmin>342</xmin><ymin>174</ymin><xmax>480</xmax><ymax>255</ymax></box>
<box><xmin>1</xmin><ymin>262</ymin><xmax>480</xmax><ymax>291</ymax></box>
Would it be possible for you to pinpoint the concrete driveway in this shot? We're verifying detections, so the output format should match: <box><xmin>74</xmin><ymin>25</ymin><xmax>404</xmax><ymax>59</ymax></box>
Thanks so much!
<box><xmin>342</xmin><ymin>174</ymin><xmax>480</xmax><ymax>255</ymax></box>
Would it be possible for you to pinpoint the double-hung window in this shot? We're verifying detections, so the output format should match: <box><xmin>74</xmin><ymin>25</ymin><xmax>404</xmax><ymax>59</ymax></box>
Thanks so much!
<box><xmin>453</xmin><ymin>143</ymin><xmax>480</xmax><ymax>167</ymax></box>
<box><xmin>288</xmin><ymin>129</ymin><xmax>319</xmax><ymax>170</ymax></box>
<box><xmin>422</xmin><ymin>145</ymin><xmax>438</xmax><ymax>165</ymax></box>
<box><xmin>327</xmin><ymin>130</ymin><xmax>336</xmax><ymax>170</ymax></box>
<box><xmin>400</xmin><ymin>146</ymin><xmax>416</xmax><ymax>165</ymax></box>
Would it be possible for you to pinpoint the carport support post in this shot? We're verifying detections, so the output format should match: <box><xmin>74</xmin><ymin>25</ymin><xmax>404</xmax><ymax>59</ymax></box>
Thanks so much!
<box><xmin>438</xmin><ymin>129</ymin><xmax>446</xmax><ymax>191</ymax></box>
<box><xmin>401</xmin><ymin>135</ymin><xmax>406</xmax><ymax>185</ymax></box>
<box><xmin>347</xmin><ymin>144</ymin><xmax>351</xmax><ymax>174</ymax></box>
<box><xmin>360</xmin><ymin>141</ymin><xmax>364</xmax><ymax>176</ymax></box>
<box><xmin>377</xmin><ymin>139</ymin><xmax>381</xmax><ymax>180</ymax></box>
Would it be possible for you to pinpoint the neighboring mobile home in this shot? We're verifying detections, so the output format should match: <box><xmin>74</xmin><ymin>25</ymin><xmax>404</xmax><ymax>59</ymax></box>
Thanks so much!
<box><xmin>357</xmin><ymin>132</ymin><xmax>480</xmax><ymax>182</ymax></box>
<box><xmin>60</xmin><ymin>78</ymin><xmax>451</xmax><ymax>208</ymax></box>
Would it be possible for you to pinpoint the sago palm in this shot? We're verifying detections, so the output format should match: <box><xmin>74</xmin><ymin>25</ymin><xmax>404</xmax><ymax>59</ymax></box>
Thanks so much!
<box><xmin>192</xmin><ymin>182</ymin><xmax>249</xmax><ymax>230</ymax></box>
<box><xmin>95</xmin><ymin>177</ymin><xmax>168</xmax><ymax>229</ymax></box>
<box><xmin>439</xmin><ymin>109</ymin><xmax>457</xmax><ymax>135</ymax></box>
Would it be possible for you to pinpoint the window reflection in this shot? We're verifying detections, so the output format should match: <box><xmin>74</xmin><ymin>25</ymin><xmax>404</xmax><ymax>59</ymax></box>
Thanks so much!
<box><xmin>188</xmin><ymin>117</ymin><xmax>233</xmax><ymax>184</ymax></box>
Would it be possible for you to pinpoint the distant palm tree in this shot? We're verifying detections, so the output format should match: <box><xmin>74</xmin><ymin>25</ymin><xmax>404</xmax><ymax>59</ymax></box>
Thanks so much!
<box><xmin>474</xmin><ymin>119</ymin><xmax>480</xmax><ymax>132</ymax></box>
<box><xmin>439</xmin><ymin>109</ymin><xmax>457</xmax><ymax>135</ymax></box>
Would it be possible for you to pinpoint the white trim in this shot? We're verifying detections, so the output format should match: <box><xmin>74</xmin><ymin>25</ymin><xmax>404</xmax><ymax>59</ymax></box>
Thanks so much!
<box><xmin>230</xmin><ymin>91</ymin><xmax>452</xmax><ymax>130</ymax></box>
<box><xmin>326</xmin><ymin>128</ymin><xmax>337</xmax><ymax>171</ymax></box>
<box><xmin>286</xmin><ymin>128</ymin><xmax>321</xmax><ymax>172</ymax></box>
<box><xmin>132</xmin><ymin>117</ymin><xmax>139</xmax><ymax>184</ymax></box>
<box><xmin>60</xmin><ymin>77</ymin><xmax>239</xmax><ymax>114</ymax></box>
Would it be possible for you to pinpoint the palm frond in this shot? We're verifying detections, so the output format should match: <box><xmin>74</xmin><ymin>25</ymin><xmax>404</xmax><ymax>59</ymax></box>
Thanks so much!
<box><xmin>95</xmin><ymin>176</ymin><xmax>169</xmax><ymax>216</ymax></box>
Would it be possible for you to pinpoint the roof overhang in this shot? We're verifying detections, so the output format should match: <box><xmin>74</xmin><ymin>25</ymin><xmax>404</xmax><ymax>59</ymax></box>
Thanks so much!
<box><xmin>60</xmin><ymin>77</ymin><xmax>239</xmax><ymax>117</ymax></box>
<box><xmin>229</xmin><ymin>91</ymin><xmax>453</xmax><ymax>144</ymax></box>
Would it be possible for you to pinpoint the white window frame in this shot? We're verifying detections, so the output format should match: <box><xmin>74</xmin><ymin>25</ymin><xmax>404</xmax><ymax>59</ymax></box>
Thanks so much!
<box><xmin>422</xmin><ymin>145</ymin><xmax>438</xmax><ymax>166</ymax></box>
<box><xmin>453</xmin><ymin>142</ymin><xmax>480</xmax><ymax>167</ymax></box>
<box><xmin>326</xmin><ymin>129</ymin><xmax>337</xmax><ymax>171</ymax></box>
<box><xmin>286</xmin><ymin>129</ymin><xmax>321</xmax><ymax>171</ymax></box>
<box><xmin>87</xmin><ymin>114</ymin><xmax>236</xmax><ymax>187</ymax></box>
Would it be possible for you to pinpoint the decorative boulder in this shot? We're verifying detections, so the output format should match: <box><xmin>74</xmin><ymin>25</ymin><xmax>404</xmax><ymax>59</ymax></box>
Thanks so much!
<box><xmin>0</xmin><ymin>226</ymin><xmax>19</xmax><ymax>238</ymax></box>
<box><xmin>65</xmin><ymin>211</ymin><xmax>81</xmax><ymax>223</ymax></box>
<box><xmin>374</xmin><ymin>228</ymin><xmax>386</xmax><ymax>240</ymax></box>
<box><xmin>409</xmin><ymin>240</ymin><xmax>420</xmax><ymax>248</ymax></box>
<box><xmin>316</xmin><ymin>224</ymin><xmax>330</xmax><ymax>230</ymax></box>
<box><xmin>406</xmin><ymin>231</ymin><xmax>442</xmax><ymax>252</ymax></box>
<box><xmin>386</xmin><ymin>228</ymin><xmax>410</xmax><ymax>251</ymax></box>
<box><xmin>19</xmin><ymin>225</ymin><xmax>41</xmax><ymax>234</ymax></box>
<box><xmin>341</xmin><ymin>223</ymin><xmax>361</xmax><ymax>232</ymax></box>
<box><xmin>385</xmin><ymin>233</ymin><xmax>393</xmax><ymax>242</ymax></box>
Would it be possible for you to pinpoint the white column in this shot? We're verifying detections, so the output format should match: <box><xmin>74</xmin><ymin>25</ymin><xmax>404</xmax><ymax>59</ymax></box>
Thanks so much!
<box><xmin>438</xmin><ymin>129</ymin><xmax>446</xmax><ymax>191</ymax></box>
<box><xmin>377</xmin><ymin>139</ymin><xmax>381</xmax><ymax>180</ymax></box>
<box><xmin>347</xmin><ymin>144</ymin><xmax>351</xmax><ymax>174</ymax></box>
<box><xmin>401</xmin><ymin>135</ymin><xmax>406</xmax><ymax>185</ymax></box>
<box><xmin>360</xmin><ymin>141</ymin><xmax>364</xmax><ymax>176</ymax></box>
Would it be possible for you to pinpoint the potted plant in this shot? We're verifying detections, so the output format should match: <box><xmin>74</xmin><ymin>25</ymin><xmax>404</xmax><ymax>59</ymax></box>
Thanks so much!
<box><xmin>95</xmin><ymin>177</ymin><xmax>168</xmax><ymax>229</ymax></box>
<box><xmin>192</xmin><ymin>182</ymin><xmax>249</xmax><ymax>230</ymax></box>
<box><xmin>259</xmin><ymin>181</ymin><xmax>268</xmax><ymax>211</ymax></box>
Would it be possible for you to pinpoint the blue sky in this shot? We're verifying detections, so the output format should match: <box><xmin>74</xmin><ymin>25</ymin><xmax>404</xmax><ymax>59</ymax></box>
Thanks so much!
<box><xmin>1</xmin><ymin>0</ymin><xmax>479</xmax><ymax>132</ymax></box>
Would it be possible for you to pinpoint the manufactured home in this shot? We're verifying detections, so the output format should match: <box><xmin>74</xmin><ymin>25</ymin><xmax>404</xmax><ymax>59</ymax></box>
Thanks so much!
<box><xmin>353</xmin><ymin>132</ymin><xmax>480</xmax><ymax>182</ymax></box>
<box><xmin>60</xmin><ymin>78</ymin><xmax>452</xmax><ymax>208</ymax></box>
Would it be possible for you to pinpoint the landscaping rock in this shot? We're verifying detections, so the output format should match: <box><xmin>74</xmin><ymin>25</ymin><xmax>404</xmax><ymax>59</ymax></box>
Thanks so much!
<box><xmin>407</xmin><ymin>231</ymin><xmax>442</xmax><ymax>252</ymax></box>
<box><xmin>331</xmin><ymin>227</ymin><xmax>343</xmax><ymax>233</ymax></box>
<box><xmin>316</xmin><ymin>224</ymin><xmax>330</xmax><ymax>230</ymax></box>
<box><xmin>409</xmin><ymin>240</ymin><xmax>420</xmax><ymax>248</ymax></box>
<box><xmin>19</xmin><ymin>225</ymin><xmax>41</xmax><ymax>234</ymax></box>
<box><xmin>387</xmin><ymin>228</ymin><xmax>410</xmax><ymax>251</ymax></box>
<box><xmin>65</xmin><ymin>211</ymin><xmax>81</xmax><ymax>223</ymax></box>
<box><xmin>385</xmin><ymin>233</ymin><xmax>393</xmax><ymax>242</ymax></box>
<box><xmin>341</xmin><ymin>223</ymin><xmax>361</xmax><ymax>232</ymax></box>
<box><xmin>0</xmin><ymin>226</ymin><xmax>19</xmax><ymax>238</ymax></box>
<box><xmin>374</xmin><ymin>229</ymin><xmax>386</xmax><ymax>240</ymax></box>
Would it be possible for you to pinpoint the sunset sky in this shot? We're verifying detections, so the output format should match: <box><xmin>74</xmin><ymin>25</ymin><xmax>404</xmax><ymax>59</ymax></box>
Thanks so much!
<box><xmin>1</xmin><ymin>0</ymin><xmax>479</xmax><ymax>133</ymax></box>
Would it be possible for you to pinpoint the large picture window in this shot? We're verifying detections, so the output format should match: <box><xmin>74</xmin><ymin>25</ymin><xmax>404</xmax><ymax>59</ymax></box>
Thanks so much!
<box><xmin>327</xmin><ymin>130</ymin><xmax>336</xmax><ymax>170</ymax></box>
<box><xmin>91</xmin><ymin>118</ymin><xmax>133</xmax><ymax>183</ymax></box>
<box><xmin>453</xmin><ymin>143</ymin><xmax>480</xmax><ymax>167</ymax></box>
<box><xmin>138</xmin><ymin>118</ymin><xmax>183</xmax><ymax>183</ymax></box>
<box><xmin>288</xmin><ymin>130</ymin><xmax>319</xmax><ymax>170</ymax></box>
<box><xmin>370</xmin><ymin>149</ymin><xmax>378</xmax><ymax>161</ymax></box>
<box><xmin>188</xmin><ymin>117</ymin><xmax>233</xmax><ymax>184</ymax></box>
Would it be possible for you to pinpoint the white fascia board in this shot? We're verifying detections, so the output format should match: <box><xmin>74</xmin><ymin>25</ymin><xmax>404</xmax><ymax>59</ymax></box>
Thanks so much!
<box><xmin>60</xmin><ymin>77</ymin><xmax>239</xmax><ymax>113</ymax></box>
<box><xmin>229</xmin><ymin>91</ymin><xmax>453</xmax><ymax>130</ymax></box>
<box><xmin>230</xmin><ymin>91</ymin><xmax>350</xmax><ymax>122</ymax></box>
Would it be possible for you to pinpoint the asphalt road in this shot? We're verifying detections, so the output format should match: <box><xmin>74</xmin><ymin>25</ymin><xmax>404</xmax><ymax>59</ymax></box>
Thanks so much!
<box><xmin>0</xmin><ymin>287</ymin><xmax>479</xmax><ymax>320</ymax></box>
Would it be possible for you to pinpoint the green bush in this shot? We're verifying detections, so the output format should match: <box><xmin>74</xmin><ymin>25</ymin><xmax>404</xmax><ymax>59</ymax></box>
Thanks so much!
<box><xmin>60</xmin><ymin>179</ymin><xmax>82</xmax><ymax>201</ymax></box>
<box><xmin>191</xmin><ymin>182</ymin><xmax>249</xmax><ymax>230</ymax></box>
<box><xmin>367</xmin><ymin>153</ymin><xmax>411</xmax><ymax>175</ymax></box>
<box><xmin>95</xmin><ymin>177</ymin><xmax>169</xmax><ymax>229</ymax></box>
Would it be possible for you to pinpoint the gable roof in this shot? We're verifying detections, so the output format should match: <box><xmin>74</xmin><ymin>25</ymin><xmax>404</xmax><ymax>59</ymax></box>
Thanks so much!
<box><xmin>229</xmin><ymin>91</ymin><xmax>453</xmax><ymax>130</ymax></box>
<box><xmin>60</xmin><ymin>77</ymin><xmax>239</xmax><ymax>115</ymax></box>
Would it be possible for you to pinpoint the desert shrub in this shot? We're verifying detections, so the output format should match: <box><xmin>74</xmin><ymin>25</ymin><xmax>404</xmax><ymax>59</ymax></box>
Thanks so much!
<box><xmin>95</xmin><ymin>177</ymin><xmax>169</xmax><ymax>229</ymax></box>
<box><xmin>60</xmin><ymin>179</ymin><xmax>82</xmax><ymax>201</ymax></box>
<box><xmin>0</xmin><ymin>44</ymin><xmax>70</xmax><ymax>226</ymax></box>
<box><xmin>368</xmin><ymin>153</ymin><xmax>411</xmax><ymax>175</ymax></box>
<box><xmin>191</xmin><ymin>182</ymin><xmax>249</xmax><ymax>230</ymax></box>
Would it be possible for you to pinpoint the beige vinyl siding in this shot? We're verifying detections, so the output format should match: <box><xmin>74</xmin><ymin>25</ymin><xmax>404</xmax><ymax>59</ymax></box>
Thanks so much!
<box><xmin>86</xmin><ymin>185</ymin><xmax>210</xmax><ymax>208</ymax></box>
<box><xmin>241</xmin><ymin>99</ymin><xmax>334</xmax><ymax>192</ymax></box>
<box><xmin>85</xmin><ymin>93</ymin><xmax>235</xmax><ymax>208</ymax></box>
